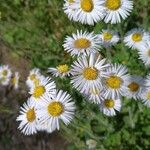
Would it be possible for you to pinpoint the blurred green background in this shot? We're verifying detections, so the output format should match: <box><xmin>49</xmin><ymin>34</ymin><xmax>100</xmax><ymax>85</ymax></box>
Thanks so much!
<box><xmin>0</xmin><ymin>0</ymin><xmax>150</xmax><ymax>149</ymax></box>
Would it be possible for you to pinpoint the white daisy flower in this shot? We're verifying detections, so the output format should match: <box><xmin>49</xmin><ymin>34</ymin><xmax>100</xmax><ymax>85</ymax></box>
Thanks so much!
<box><xmin>0</xmin><ymin>65</ymin><xmax>12</xmax><ymax>78</ymax></box>
<box><xmin>37</xmin><ymin>90</ymin><xmax>75</xmax><ymax>130</ymax></box>
<box><xmin>124</xmin><ymin>28</ymin><xmax>150</xmax><ymax>49</ymax></box>
<box><xmin>124</xmin><ymin>75</ymin><xmax>144</xmax><ymax>100</ymax></box>
<box><xmin>138</xmin><ymin>41</ymin><xmax>150</xmax><ymax>66</ymax></box>
<box><xmin>26</xmin><ymin>68</ymin><xmax>42</xmax><ymax>89</ymax></box>
<box><xmin>11</xmin><ymin>72</ymin><xmax>20</xmax><ymax>89</ymax></box>
<box><xmin>140</xmin><ymin>88</ymin><xmax>150</xmax><ymax>107</ymax></box>
<box><xmin>98</xmin><ymin>29</ymin><xmax>119</xmax><ymax>47</ymax></box>
<box><xmin>104</xmin><ymin>0</ymin><xmax>133</xmax><ymax>24</ymax></box>
<box><xmin>16</xmin><ymin>99</ymin><xmax>38</xmax><ymax>135</ymax></box>
<box><xmin>84</xmin><ymin>87</ymin><xmax>104</xmax><ymax>104</ymax></box>
<box><xmin>63</xmin><ymin>30</ymin><xmax>101</xmax><ymax>56</ymax></box>
<box><xmin>63</xmin><ymin>0</ymin><xmax>77</xmax><ymax>21</ymax></box>
<box><xmin>99</xmin><ymin>97</ymin><xmax>121</xmax><ymax>116</ymax></box>
<box><xmin>0</xmin><ymin>76</ymin><xmax>10</xmax><ymax>86</ymax></box>
<box><xmin>103</xmin><ymin>64</ymin><xmax>130</xmax><ymax>98</ymax></box>
<box><xmin>71</xmin><ymin>54</ymin><xmax>109</xmax><ymax>93</ymax></box>
<box><xmin>70</xmin><ymin>0</ymin><xmax>105</xmax><ymax>25</ymax></box>
<box><xmin>29</xmin><ymin>77</ymin><xmax>56</xmax><ymax>107</ymax></box>
<box><xmin>48</xmin><ymin>64</ymin><xmax>71</xmax><ymax>77</ymax></box>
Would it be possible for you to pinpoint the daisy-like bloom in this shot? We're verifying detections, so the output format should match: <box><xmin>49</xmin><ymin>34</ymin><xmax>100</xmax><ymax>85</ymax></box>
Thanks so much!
<box><xmin>0</xmin><ymin>76</ymin><xmax>10</xmax><ymax>86</ymax></box>
<box><xmin>84</xmin><ymin>87</ymin><xmax>104</xmax><ymax>104</ymax></box>
<box><xmin>30</xmin><ymin>77</ymin><xmax>56</xmax><ymax>107</ymax></box>
<box><xmin>70</xmin><ymin>0</ymin><xmax>105</xmax><ymax>25</ymax></box>
<box><xmin>138</xmin><ymin>41</ymin><xmax>150</xmax><ymax>66</ymax></box>
<box><xmin>48</xmin><ymin>64</ymin><xmax>71</xmax><ymax>77</ymax></box>
<box><xmin>37</xmin><ymin>90</ymin><xmax>75</xmax><ymax>130</ymax></box>
<box><xmin>140</xmin><ymin>88</ymin><xmax>150</xmax><ymax>107</ymax></box>
<box><xmin>11</xmin><ymin>72</ymin><xmax>20</xmax><ymax>89</ymax></box>
<box><xmin>98</xmin><ymin>29</ymin><xmax>119</xmax><ymax>47</ymax></box>
<box><xmin>0</xmin><ymin>65</ymin><xmax>12</xmax><ymax>79</ymax></box>
<box><xmin>26</xmin><ymin>68</ymin><xmax>42</xmax><ymax>89</ymax></box>
<box><xmin>99</xmin><ymin>97</ymin><xmax>121</xmax><ymax>116</ymax></box>
<box><xmin>104</xmin><ymin>0</ymin><xmax>133</xmax><ymax>24</ymax></box>
<box><xmin>16</xmin><ymin>99</ymin><xmax>38</xmax><ymax>135</ymax></box>
<box><xmin>124</xmin><ymin>75</ymin><xmax>144</xmax><ymax>100</ymax></box>
<box><xmin>71</xmin><ymin>54</ymin><xmax>109</xmax><ymax>94</ymax></box>
<box><xmin>124</xmin><ymin>28</ymin><xmax>150</xmax><ymax>49</ymax></box>
<box><xmin>103</xmin><ymin>64</ymin><xmax>130</xmax><ymax>98</ymax></box>
<box><xmin>63</xmin><ymin>0</ymin><xmax>77</xmax><ymax>21</ymax></box>
<box><xmin>63</xmin><ymin>30</ymin><xmax>101</xmax><ymax>56</ymax></box>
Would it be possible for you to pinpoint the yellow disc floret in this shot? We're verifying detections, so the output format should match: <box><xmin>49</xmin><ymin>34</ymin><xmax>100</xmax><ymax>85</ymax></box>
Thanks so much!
<box><xmin>33</xmin><ymin>85</ymin><xmax>45</xmax><ymax>98</ymax></box>
<box><xmin>81</xmin><ymin>0</ymin><xmax>94</xmax><ymax>12</ymax></box>
<box><xmin>83</xmin><ymin>67</ymin><xmax>98</xmax><ymax>80</ymax></box>
<box><xmin>146</xmin><ymin>91</ymin><xmax>150</xmax><ymax>100</ymax></box>
<box><xmin>105</xmin><ymin>0</ymin><xmax>121</xmax><ymax>10</ymax></box>
<box><xmin>57</xmin><ymin>64</ymin><xmax>69</xmax><ymax>74</ymax></box>
<box><xmin>74</xmin><ymin>38</ymin><xmax>91</xmax><ymax>49</ymax></box>
<box><xmin>12</xmin><ymin>77</ymin><xmax>17</xmax><ymax>85</ymax></box>
<box><xmin>104</xmin><ymin>99</ymin><xmax>115</xmax><ymax>108</ymax></box>
<box><xmin>132</xmin><ymin>33</ymin><xmax>142</xmax><ymax>42</ymax></box>
<box><xmin>26</xmin><ymin>108</ymin><xmax>36</xmax><ymax>122</ymax></box>
<box><xmin>106</xmin><ymin>75</ymin><xmax>122</xmax><ymax>89</ymax></box>
<box><xmin>2</xmin><ymin>70</ymin><xmax>8</xmax><ymax>76</ymax></box>
<box><xmin>128</xmin><ymin>82</ymin><xmax>139</xmax><ymax>92</ymax></box>
<box><xmin>103</xmin><ymin>32</ymin><xmax>113</xmax><ymax>41</ymax></box>
<box><xmin>47</xmin><ymin>101</ymin><xmax>64</xmax><ymax>117</ymax></box>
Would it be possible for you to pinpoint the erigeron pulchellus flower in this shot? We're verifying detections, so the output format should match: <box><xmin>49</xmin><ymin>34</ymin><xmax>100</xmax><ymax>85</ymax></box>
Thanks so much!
<box><xmin>70</xmin><ymin>0</ymin><xmax>105</xmax><ymax>25</ymax></box>
<box><xmin>140</xmin><ymin>88</ymin><xmax>150</xmax><ymax>107</ymax></box>
<box><xmin>103</xmin><ymin>64</ymin><xmax>130</xmax><ymax>98</ymax></box>
<box><xmin>124</xmin><ymin>28</ymin><xmax>149</xmax><ymax>49</ymax></box>
<box><xmin>0</xmin><ymin>65</ymin><xmax>12</xmax><ymax>79</ymax></box>
<box><xmin>26</xmin><ymin>68</ymin><xmax>42</xmax><ymax>89</ymax></box>
<box><xmin>16</xmin><ymin>99</ymin><xmax>38</xmax><ymax>135</ymax></box>
<box><xmin>0</xmin><ymin>76</ymin><xmax>10</xmax><ymax>86</ymax></box>
<box><xmin>84</xmin><ymin>87</ymin><xmax>104</xmax><ymax>104</ymax></box>
<box><xmin>124</xmin><ymin>75</ymin><xmax>144</xmax><ymax>100</ymax></box>
<box><xmin>30</xmin><ymin>77</ymin><xmax>56</xmax><ymax>107</ymax></box>
<box><xmin>37</xmin><ymin>90</ymin><xmax>75</xmax><ymax>131</ymax></box>
<box><xmin>104</xmin><ymin>0</ymin><xmax>133</xmax><ymax>24</ymax></box>
<box><xmin>63</xmin><ymin>30</ymin><xmax>101</xmax><ymax>56</ymax></box>
<box><xmin>63</xmin><ymin>0</ymin><xmax>77</xmax><ymax>21</ymax></box>
<box><xmin>99</xmin><ymin>97</ymin><xmax>121</xmax><ymax>116</ymax></box>
<box><xmin>137</xmin><ymin>41</ymin><xmax>150</xmax><ymax>66</ymax></box>
<box><xmin>48</xmin><ymin>64</ymin><xmax>71</xmax><ymax>77</ymax></box>
<box><xmin>71</xmin><ymin>54</ymin><xmax>109</xmax><ymax>93</ymax></box>
<box><xmin>11</xmin><ymin>72</ymin><xmax>20</xmax><ymax>89</ymax></box>
<box><xmin>98</xmin><ymin>29</ymin><xmax>119</xmax><ymax>47</ymax></box>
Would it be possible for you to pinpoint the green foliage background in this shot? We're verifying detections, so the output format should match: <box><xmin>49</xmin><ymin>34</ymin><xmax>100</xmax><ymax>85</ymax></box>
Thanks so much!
<box><xmin>0</xmin><ymin>0</ymin><xmax>150</xmax><ymax>149</ymax></box>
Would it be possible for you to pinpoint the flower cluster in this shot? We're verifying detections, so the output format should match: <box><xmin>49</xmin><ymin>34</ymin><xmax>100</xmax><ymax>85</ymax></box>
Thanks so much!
<box><xmin>64</xmin><ymin>0</ymin><xmax>133</xmax><ymax>25</ymax></box>
<box><xmin>0</xmin><ymin>64</ymin><xmax>19</xmax><ymax>89</ymax></box>
<box><xmin>16</xmin><ymin>68</ymin><xmax>75</xmax><ymax>135</ymax></box>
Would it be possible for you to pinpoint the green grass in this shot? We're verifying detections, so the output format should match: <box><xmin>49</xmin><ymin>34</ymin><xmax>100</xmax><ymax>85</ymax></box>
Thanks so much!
<box><xmin>0</xmin><ymin>0</ymin><xmax>150</xmax><ymax>149</ymax></box>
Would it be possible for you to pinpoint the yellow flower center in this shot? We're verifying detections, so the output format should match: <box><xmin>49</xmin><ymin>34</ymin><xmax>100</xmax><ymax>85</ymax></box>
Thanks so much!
<box><xmin>106</xmin><ymin>75</ymin><xmax>122</xmax><ymax>89</ymax></box>
<box><xmin>30</xmin><ymin>74</ymin><xmax>36</xmax><ymax>80</ymax></box>
<box><xmin>2</xmin><ymin>70</ymin><xmax>8</xmax><ymax>76</ymax></box>
<box><xmin>146</xmin><ymin>91</ymin><xmax>150</xmax><ymax>100</ymax></box>
<box><xmin>132</xmin><ymin>33</ymin><xmax>142</xmax><ymax>42</ymax></box>
<box><xmin>74</xmin><ymin>38</ymin><xmax>91</xmax><ymax>49</ymax></box>
<box><xmin>68</xmin><ymin>0</ymin><xmax>74</xmax><ymax>3</ymax></box>
<box><xmin>83</xmin><ymin>67</ymin><xmax>98</xmax><ymax>80</ymax></box>
<box><xmin>103</xmin><ymin>32</ymin><xmax>113</xmax><ymax>41</ymax></box>
<box><xmin>12</xmin><ymin>77</ymin><xmax>17</xmax><ymax>85</ymax></box>
<box><xmin>26</xmin><ymin>108</ymin><xmax>36</xmax><ymax>122</ymax></box>
<box><xmin>33</xmin><ymin>86</ymin><xmax>45</xmax><ymax>98</ymax></box>
<box><xmin>47</xmin><ymin>101</ymin><xmax>64</xmax><ymax>117</ymax></box>
<box><xmin>104</xmin><ymin>99</ymin><xmax>115</xmax><ymax>108</ymax></box>
<box><xmin>105</xmin><ymin>0</ymin><xmax>121</xmax><ymax>10</ymax></box>
<box><xmin>147</xmin><ymin>49</ymin><xmax>150</xmax><ymax>57</ymax></box>
<box><xmin>80</xmin><ymin>0</ymin><xmax>94</xmax><ymax>12</ymax></box>
<box><xmin>128</xmin><ymin>82</ymin><xmax>139</xmax><ymax>92</ymax></box>
<box><xmin>57</xmin><ymin>64</ymin><xmax>69</xmax><ymax>74</ymax></box>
